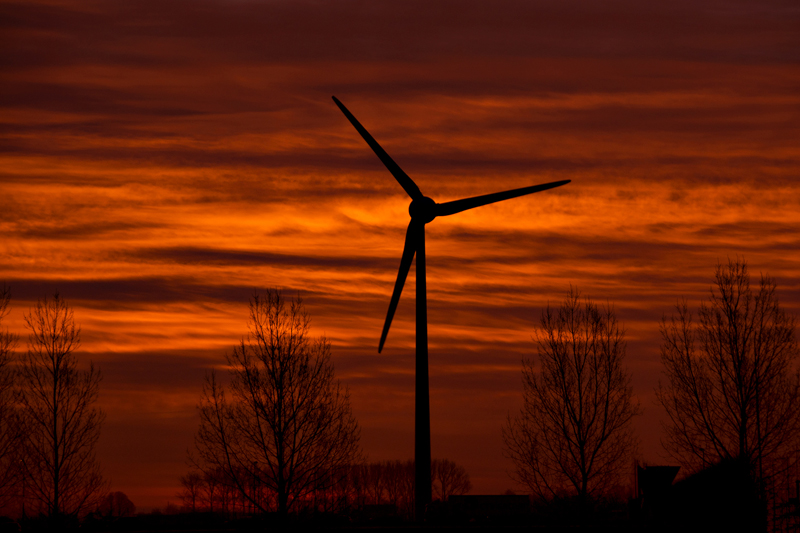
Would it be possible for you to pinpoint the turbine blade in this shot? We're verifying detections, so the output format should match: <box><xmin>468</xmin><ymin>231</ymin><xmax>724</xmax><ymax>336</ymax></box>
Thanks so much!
<box><xmin>332</xmin><ymin>96</ymin><xmax>423</xmax><ymax>200</ymax></box>
<box><xmin>379</xmin><ymin>220</ymin><xmax>421</xmax><ymax>353</ymax></box>
<box><xmin>435</xmin><ymin>180</ymin><xmax>570</xmax><ymax>217</ymax></box>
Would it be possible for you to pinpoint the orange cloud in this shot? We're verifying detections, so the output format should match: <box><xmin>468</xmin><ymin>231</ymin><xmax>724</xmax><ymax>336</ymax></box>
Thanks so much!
<box><xmin>2</xmin><ymin>0</ymin><xmax>799</xmax><ymax>511</ymax></box>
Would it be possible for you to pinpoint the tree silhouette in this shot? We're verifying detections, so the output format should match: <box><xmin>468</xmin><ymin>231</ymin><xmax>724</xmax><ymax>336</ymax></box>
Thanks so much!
<box><xmin>657</xmin><ymin>259</ymin><xmax>800</xmax><ymax>481</ymax></box>
<box><xmin>0</xmin><ymin>285</ymin><xmax>20</xmax><ymax>509</ymax></box>
<box><xmin>194</xmin><ymin>289</ymin><xmax>361</xmax><ymax>516</ymax></box>
<box><xmin>503</xmin><ymin>289</ymin><xmax>639</xmax><ymax>503</ymax></box>
<box><xmin>97</xmin><ymin>491</ymin><xmax>136</xmax><ymax>518</ymax></box>
<box><xmin>432</xmin><ymin>459</ymin><xmax>472</xmax><ymax>501</ymax></box>
<box><xmin>17</xmin><ymin>293</ymin><xmax>105</xmax><ymax>518</ymax></box>
<box><xmin>178</xmin><ymin>472</ymin><xmax>203</xmax><ymax>512</ymax></box>
<box><xmin>175</xmin><ymin>456</ymin><xmax>472</xmax><ymax>518</ymax></box>
<box><xmin>345</xmin><ymin>458</ymin><xmax>471</xmax><ymax>517</ymax></box>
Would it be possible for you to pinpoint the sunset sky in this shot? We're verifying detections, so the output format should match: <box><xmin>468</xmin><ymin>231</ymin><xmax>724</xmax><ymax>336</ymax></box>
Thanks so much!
<box><xmin>1</xmin><ymin>0</ymin><xmax>799</xmax><ymax>511</ymax></box>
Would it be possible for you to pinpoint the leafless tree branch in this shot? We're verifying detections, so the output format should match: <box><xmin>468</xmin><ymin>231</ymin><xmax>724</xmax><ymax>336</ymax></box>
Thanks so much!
<box><xmin>0</xmin><ymin>285</ymin><xmax>21</xmax><ymax>509</ymax></box>
<box><xmin>193</xmin><ymin>289</ymin><xmax>361</xmax><ymax>515</ymax></box>
<box><xmin>503</xmin><ymin>288</ymin><xmax>640</xmax><ymax>502</ymax></box>
<box><xmin>656</xmin><ymin>259</ymin><xmax>800</xmax><ymax>482</ymax></box>
<box><xmin>16</xmin><ymin>292</ymin><xmax>105</xmax><ymax>518</ymax></box>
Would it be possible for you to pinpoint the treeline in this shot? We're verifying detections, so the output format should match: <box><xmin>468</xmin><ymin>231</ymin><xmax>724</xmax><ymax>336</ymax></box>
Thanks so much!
<box><xmin>177</xmin><ymin>459</ymin><xmax>471</xmax><ymax>519</ymax></box>
<box><xmin>1</xmin><ymin>258</ymin><xmax>799</xmax><ymax>532</ymax></box>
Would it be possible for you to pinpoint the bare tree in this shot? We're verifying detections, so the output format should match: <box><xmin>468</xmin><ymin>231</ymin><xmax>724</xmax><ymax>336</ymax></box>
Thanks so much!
<box><xmin>365</xmin><ymin>461</ymin><xmax>387</xmax><ymax>505</ymax></box>
<box><xmin>432</xmin><ymin>459</ymin><xmax>471</xmax><ymax>501</ymax></box>
<box><xmin>503</xmin><ymin>289</ymin><xmax>639</xmax><ymax>502</ymax></box>
<box><xmin>0</xmin><ymin>285</ymin><xmax>20</xmax><ymax>509</ymax></box>
<box><xmin>97</xmin><ymin>491</ymin><xmax>136</xmax><ymax>518</ymax></box>
<box><xmin>17</xmin><ymin>293</ymin><xmax>105</xmax><ymax>518</ymax></box>
<box><xmin>178</xmin><ymin>472</ymin><xmax>204</xmax><ymax>512</ymax></box>
<box><xmin>194</xmin><ymin>289</ymin><xmax>361</xmax><ymax>516</ymax></box>
<box><xmin>346</xmin><ymin>458</ymin><xmax>470</xmax><ymax>514</ymax></box>
<box><xmin>201</xmin><ymin>468</ymin><xmax>223</xmax><ymax>513</ymax></box>
<box><xmin>380</xmin><ymin>460</ymin><xmax>415</xmax><ymax>517</ymax></box>
<box><xmin>657</xmin><ymin>259</ymin><xmax>800</xmax><ymax>480</ymax></box>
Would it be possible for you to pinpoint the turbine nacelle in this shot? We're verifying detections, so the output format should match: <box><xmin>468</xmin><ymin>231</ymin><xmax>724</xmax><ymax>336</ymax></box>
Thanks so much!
<box><xmin>409</xmin><ymin>197</ymin><xmax>437</xmax><ymax>224</ymax></box>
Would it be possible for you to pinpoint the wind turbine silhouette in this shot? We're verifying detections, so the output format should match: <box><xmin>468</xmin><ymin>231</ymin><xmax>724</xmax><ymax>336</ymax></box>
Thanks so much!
<box><xmin>332</xmin><ymin>96</ymin><xmax>569</xmax><ymax>520</ymax></box>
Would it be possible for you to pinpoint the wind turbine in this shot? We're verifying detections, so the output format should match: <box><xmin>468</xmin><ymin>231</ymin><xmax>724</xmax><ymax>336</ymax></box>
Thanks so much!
<box><xmin>332</xmin><ymin>96</ymin><xmax>569</xmax><ymax>520</ymax></box>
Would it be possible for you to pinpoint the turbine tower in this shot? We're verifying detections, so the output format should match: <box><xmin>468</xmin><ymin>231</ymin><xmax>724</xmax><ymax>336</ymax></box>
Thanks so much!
<box><xmin>333</xmin><ymin>96</ymin><xmax>569</xmax><ymax>520</ymax></box>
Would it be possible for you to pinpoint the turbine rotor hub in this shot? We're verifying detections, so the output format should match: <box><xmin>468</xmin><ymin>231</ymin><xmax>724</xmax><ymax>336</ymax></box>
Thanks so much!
<box><xmin>409</xmin><ymin>197</ymin><xmax>437</xmax><ymax>224</ymax></box>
